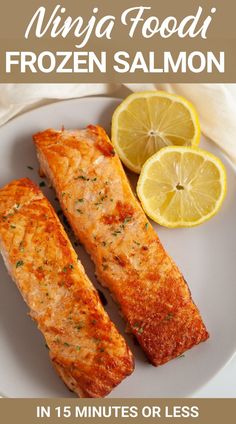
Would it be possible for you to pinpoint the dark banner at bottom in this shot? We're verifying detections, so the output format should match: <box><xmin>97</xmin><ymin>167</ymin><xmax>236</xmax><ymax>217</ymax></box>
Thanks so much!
<box><xmin>0</xmin><ymin>399</ymin><xmax>235</xmax><ymax>424</ymax></box>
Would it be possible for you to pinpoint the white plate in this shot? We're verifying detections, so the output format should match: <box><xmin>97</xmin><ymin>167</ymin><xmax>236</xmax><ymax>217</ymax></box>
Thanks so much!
<box><xmin>0</xmin><ymin>97</ymin><xmax>236</xmax><ymax>399</ymax></box>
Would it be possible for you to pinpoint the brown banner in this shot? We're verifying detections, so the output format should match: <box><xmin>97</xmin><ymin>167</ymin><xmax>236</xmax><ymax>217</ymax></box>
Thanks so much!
<box><xmin>0</xmin><ymin>0</ymin><xmax>235</xmax><ymax>82</ymax></box>
<box><xmin>0</xmin><ymin>398</ymin><xmax>235</xmax><ymax>424</ymax></box>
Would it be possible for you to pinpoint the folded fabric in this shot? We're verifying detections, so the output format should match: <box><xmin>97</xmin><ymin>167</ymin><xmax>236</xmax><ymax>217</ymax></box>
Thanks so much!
<box><xmin>0</xmin><ymin>83</ymin><xmax>236</xmax><ymax>164</ymax></box>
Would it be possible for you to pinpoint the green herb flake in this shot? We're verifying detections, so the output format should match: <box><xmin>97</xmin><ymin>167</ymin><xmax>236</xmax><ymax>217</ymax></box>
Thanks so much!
<box><xmin>91</xmin><ymin>177</ymin><xmax>97</xmax><ymax>182</ymax></box>
<box><xmin>62</xmin><ymin>264</ymin><xmax>73</xmax><ymax>272</ymax></box>
<box><xmin>164</xmin><ymin>312</ymin><xmax>174</xmax><ymax>321</ymax></box>
<box><xmin>27</xmin><ymin>166</ymin><xmax>34</xmax><ymax>170</ymax></box>
<box><xmin>76</xmin><ymin>346</ymin><xmax>81</xmax><ymax>351</ymax></box>
<box><xmin>102</xmin><ymin>241</ymin><xmax>106</xmax><ymax>247</ymax></box>
<box><xmin>99</xmin><ymin>347</ymin><xmax>105</xmax><ymax>353</ymax></box>
<box><xmin>133</xmin><ymin>323</ymin><xmax>140</xmax><ymax>328</ymax></box>
<box><xmin>75</xmin><ymin>324</ymin><xmax>84</xmax><ymax>330</ymax></box>
<box><xmin>134</xmin><ymin>240</ymin><xmax>141</xmax><ymax>246</ymax></box>
<box><xmin>39</xmin><ymin>181</ymin><xmax>46</xmax><ymax>187</ymax></box>
<box><xmin>91</xmin><ymin>319</ymin><xmax>97</xmax><ymax>325</ymax></box>
<box><xmin>133</xmin><ymin>322</ymin><xmax>144</xmax><ymax>334</ymax></box>
<box><xmin>145</xmin><ymin>223</ymin><xmax>149</xmax><ymax>230</ymax></box>
<box><xmin>75</xmin><ymin>175</ymin><xmax>89</xmax><ymax>181</ymax></box>
<box><xmin>64</xmin><ymin>342</ymin><xmax>70</xmax><ymax>347</ymax></box>
<box><xmin>76</xmin><ymin>209</ymin><xmax>83</xmax><ymax>214</ymax></box>
<box><xmin>10</xmin><ymin>224</ymin><xmax>16</xmax><ymax>229</ymax></box>
<box><xmin>45</xmin><ymin>343</ymin><xmax>49</xmax><ymax>350</ymax></box>
<box><xmin>19</xmin><ymin>242</ymin><xmax>24</xmax><ymax>252</ymax></box>
<box><xmin>77</xmin><ymin>198</ymin><xmax>84</xmax><ymax>203</ymax></box>
<box><xmin>16</xmin><ymin>260</ymin><xmax>24</xmax><ymax>268</ymax></box>
<box><xmin>112</xmin><ymin>230</ymin><xmax>121</xmax><ymax>236</ymax></box>
<box><xmin>62</xmin><ymin>264</ymin><xmax>74</xmax><ymax>272</ymax></box>
<box><xmin>177</xmin><ymin>354</ymin><xmax>185</xmax><ymax>359</ymax></box>
<box><xmin>121</xmin><ymin>217</ymin><xmax>132</xmax><ymax>230</ymax></box>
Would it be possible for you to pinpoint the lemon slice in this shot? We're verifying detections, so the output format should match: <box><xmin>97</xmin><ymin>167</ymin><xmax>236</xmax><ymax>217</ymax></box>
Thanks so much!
<box><xmin>137</xmin><ymin>146</ymin><xmax>227</xmax><ymax>228</ymax></box>
<box><xmin>112</xmin><ymin>91</ymin><xmax>201</xmax><ymax>173</ymax></box>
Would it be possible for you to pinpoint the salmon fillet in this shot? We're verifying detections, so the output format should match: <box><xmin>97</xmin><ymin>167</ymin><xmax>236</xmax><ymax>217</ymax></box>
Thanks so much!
<box><xmin>34</xmin><ymin>125</ymin><xmax>209</xmax><ymax>366</ymax></box>
<box><xmin>0</xmin><ymin>178</ymin><xmax>134</xmax><ymax>397</ymax></box>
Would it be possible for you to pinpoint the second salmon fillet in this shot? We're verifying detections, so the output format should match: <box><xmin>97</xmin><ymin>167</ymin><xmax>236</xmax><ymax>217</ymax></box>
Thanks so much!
<box><xmin>34</xmin><ymin>125</ymin><xmax>209</xmax><ymax>366</ymax></box>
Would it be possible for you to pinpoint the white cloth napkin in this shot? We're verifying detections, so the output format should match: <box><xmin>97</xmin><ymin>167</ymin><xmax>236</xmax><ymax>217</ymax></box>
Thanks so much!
<box><xmin>0</xmin><ymin>83</ymin><xmax>236</xmax><ymax>163</ymax></box>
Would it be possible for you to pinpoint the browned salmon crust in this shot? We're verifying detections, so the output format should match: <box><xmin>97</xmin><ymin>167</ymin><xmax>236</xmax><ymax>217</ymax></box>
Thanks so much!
<box><xmin>0</xmin><ymin>178</ymin><xmax>134</xmax><ymax>397</ymax></box>
<box><xmin>34</xmin><ymin>126</ymin><xmax>209</xmax><ymax>366</ymax></box>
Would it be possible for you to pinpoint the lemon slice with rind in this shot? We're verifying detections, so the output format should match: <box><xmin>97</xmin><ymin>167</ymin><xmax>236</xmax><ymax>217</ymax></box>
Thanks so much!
<box><xmin>112</xmin><ymin>91</ymin><xmax>201</xmax><ymax>173</ymax></box>
<box><xmin>137</xmin><ymin>146</ymin><xmax>227</xmax><ymax>228</ymax></box>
